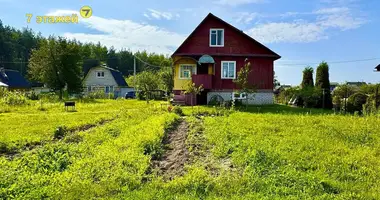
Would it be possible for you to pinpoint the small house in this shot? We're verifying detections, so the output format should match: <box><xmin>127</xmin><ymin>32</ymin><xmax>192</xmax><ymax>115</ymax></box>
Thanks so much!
<box><xmin>83</xmin><ymin>64</ymin><xmax>133</xmax><ymax>98</ymax></box>
<box><xmin>0</xmin><ymin>68</ymin><xmax>30</xmax><ymax>90</ymax></box>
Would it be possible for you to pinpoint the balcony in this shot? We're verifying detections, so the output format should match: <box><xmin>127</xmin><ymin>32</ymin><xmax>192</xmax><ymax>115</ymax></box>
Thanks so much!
<box><xmin>192</xmin><ymin>74</ymin><xmax>213</xmax><ymax>89</ymax></box>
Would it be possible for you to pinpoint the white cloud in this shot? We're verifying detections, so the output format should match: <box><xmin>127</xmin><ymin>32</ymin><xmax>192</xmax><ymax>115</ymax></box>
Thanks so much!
<box><xmin>235</xmin><ymin>12</ymin><xmax>261</xmax><ymax>24</ymax></box>
<box><xmin>214</xmin><ymin>0</ymin><xmax>266</xmax><ymax>6</ymax></box>
<box><xmin>247</xmin><ymin>21</ymin><xmax>327</xmax><ymax>43</ymax></box>
<box><xmin>47</xmin><ymin>10</ymin><xmax>185</xmax><ymax>54</ymax></box>
<box><xmin>246</xmin><ymin>6</ymin><xmax>366</xmax><ymax>43</ymax></box>
<box><xmin>144</xmin><ymin>9</ymin><xmax>179</xmax><ymax>20</ymax></box>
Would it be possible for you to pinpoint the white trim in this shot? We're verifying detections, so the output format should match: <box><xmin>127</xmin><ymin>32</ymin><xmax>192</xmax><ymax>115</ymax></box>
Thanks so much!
<box><xmin>221</xmin><ymin>61</ymin><xmax>236</xmax><ymax>79</ymax></box>
<box><xmin>179</xmin><ymin>64</ymin><xmax>197</xmax><ymax>80</ymax></box>
<box><xmin>209</xmin><ymin>29</ymin><xmax>224</xmax><ymax>47</ymax></box>
<box><xmin>96</xmin><ymin>71</ymin><xmax>105</xmax><ymax>78</ymax></box>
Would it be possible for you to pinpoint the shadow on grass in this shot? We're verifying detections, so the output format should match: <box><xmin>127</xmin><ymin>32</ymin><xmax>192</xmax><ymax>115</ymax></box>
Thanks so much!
<box><xmin>241</xmin><ymin>104</ymin><xmax>334</xmax><ymax>115</ymax></box>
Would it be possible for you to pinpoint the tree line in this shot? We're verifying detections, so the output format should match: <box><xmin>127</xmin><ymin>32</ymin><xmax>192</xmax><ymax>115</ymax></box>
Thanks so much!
<box><xmin>0</xmin><ymin>20</ymin><xmax>173</xmax><ymax>98</ymax></box>
<box><xmin>276</xmin><ymin>62</ymin><xmax>380</xmax><ymax>114</ymax></box>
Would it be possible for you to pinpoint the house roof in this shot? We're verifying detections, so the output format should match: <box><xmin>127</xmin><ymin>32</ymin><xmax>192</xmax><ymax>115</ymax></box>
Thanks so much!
<box><xmin>0</xmin><ymin>69</ymin><xmax>30</xmax><ymax>88</ymax></box>
<box><xmin>375</xmin><ymin>64</ymin><xmax>380</xmax><ymax>71</ymax></box>
<box><xmin>85</xmin><ymin>65</ymin><xmax>128</xmax><ymax>87</ymax></box>
<box><xmin>172</xmin><ymin>13</ymin><xmax>281</xmax><ymax>59</ymax></box>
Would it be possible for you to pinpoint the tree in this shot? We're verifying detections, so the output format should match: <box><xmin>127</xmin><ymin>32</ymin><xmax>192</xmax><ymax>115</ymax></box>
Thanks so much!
<box><xmin>159</xmin><ymin>67</ymin><xmax>174</xmax><ymax>94</ymax></box>
<box><xmin>332</xmin><ymin>84</ymin><xmax>358</xmax><ymax>111</ymax></box>
<box><xmin>106</xmin><ymin>46</ymin><xmax>119</xmax><ymax>70</ymax></box>
<box><xmin>183</xmin><ymin>80</ymin><xmax>203</xmax><ymax>108</ymax></box>
<box><xmin>315</xmin><ymin>62</ymin><xmax>333</xmax><ymax>109</ymax></box>
<box><xmin>233</xmin><ymin>61</ymin><xmax>256</xmax><ymax>108</ymax></box>
<box><xmin>135</xmin><ymin>71</ymin><xmax>159</xmax><ymax>103</ymax></box>
<box><xmin>273</xmin><ymin>71</ymin><xmax>280</xmax><ymax>88</ymax></box>
<box><xmin>28</xmin><ymin>37</ymin><xmax>82</xmax><ymax>99</ymax></box>
<box><xmin>301</xmin><ymin>67</ymin><xmax>314</xmax><ymax>88</ymax></box>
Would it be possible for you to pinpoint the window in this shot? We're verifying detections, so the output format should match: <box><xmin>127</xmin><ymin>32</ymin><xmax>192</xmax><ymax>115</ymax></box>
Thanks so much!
<box><xmin>110</xmin><ymin>86</ymin><xmax>114</xmax><ymax>93</ymax></box>
<box><xmin>87</xmin><ymin>86</ymin><xmax>91</xmax><ymax>92</ymax></box>
<box><xmin>221</xmin><ymin>61</ymin><xmax>236</xmax><ymax>79</ymax></box>
<box><xmin>179</xmin><ymin>64</ymin><xmax>196</xmax><ymax>79</ymax></box>
<box><xmin>96</xmin><ymin>71</ymin><xmax>105</xmax><ymax>78</ymax></box>
<box><xmin>210</xmin><ymin>29</ymin><xmax>224</xmax><ymax>47</ymax></box>
<box><xmin>105</xmin><ymin>86</ymin><xmax>110</xmax><ymax>93</ymax></box>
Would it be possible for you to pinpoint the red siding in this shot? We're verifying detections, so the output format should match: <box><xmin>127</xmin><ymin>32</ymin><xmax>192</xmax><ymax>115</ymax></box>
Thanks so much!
<box><xmin>212</xmin><ymin>57</ymin><xmax>273</xmax><ymax>90</ymax></box>
<box><xmin>174</xmin><ymin>16</ymin><xmax>275</xmax><ymax>56</ymax></box>
<box><xmin>173</xmin><ymin>14</ymin><xmax>279</xmax><ymax>91</ymax></box>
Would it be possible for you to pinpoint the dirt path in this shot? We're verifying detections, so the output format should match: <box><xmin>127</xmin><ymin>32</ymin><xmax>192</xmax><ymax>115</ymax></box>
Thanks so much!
<box><xmin>153</xmin><ymin>120</ymin><xmax>189</xmax><ymax>180</ymax></box>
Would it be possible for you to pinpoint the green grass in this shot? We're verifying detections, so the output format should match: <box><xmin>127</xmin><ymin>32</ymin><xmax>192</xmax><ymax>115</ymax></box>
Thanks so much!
<box><xmin>0</xmin><ymin>101</ymin><xmax>379</xmax><ymax>199</ymax></box>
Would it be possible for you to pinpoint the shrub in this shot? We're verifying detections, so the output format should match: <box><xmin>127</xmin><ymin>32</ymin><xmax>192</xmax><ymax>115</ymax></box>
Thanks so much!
<box><xmin>346</xmin><ymin>92</ymin><xmax>367</xmax><ymax>113</ymax></box>
<box><xmin>172</xmin><ymin>106</ymin><xmax>184</xmax><ymax>116</ymax></box>
<box><xmin>54</xmin><ymin>125</ymin><xmax>68</xmax><ymax>139</ymax></box>
<box><xmin>1</xmin><ymin>91</ymin><xmax>29</xmax><ymax>106</ymax></box>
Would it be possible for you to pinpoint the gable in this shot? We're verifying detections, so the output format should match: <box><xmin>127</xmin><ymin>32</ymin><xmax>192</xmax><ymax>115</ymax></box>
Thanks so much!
<box><xmin>83</xmin><ymin>66</ymin><xmax>128</xmax><ymax>87</ymax></box>
<box><xmin>84</xmin><ymin>67</ymin><xmax>118</xmax><ymax>86</ymax></box>
<box><xmin>173</xmin><ymin>13</ymin><xmax>280</xmax><ymax>59</ymax></box>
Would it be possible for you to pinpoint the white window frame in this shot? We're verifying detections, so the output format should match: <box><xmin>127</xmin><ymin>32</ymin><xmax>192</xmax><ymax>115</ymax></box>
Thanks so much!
<box><xmin>96</xmin><ymin>71</ymin><xmax>105</xmax><ymax>78</ymax></box>
<box><xmin>210</xmin><ymin>29</ymin><xmax>224</xmax><ymax>47</ymax></box>
<box><xmin>179</xmin><ymin>64</ymin><xmax>197</xmax><ymax>79</ymax></box>
<box><xmin>221</xmin><ymin>61</ymin><xmax>236</xmax><ymax>79</ymax></box>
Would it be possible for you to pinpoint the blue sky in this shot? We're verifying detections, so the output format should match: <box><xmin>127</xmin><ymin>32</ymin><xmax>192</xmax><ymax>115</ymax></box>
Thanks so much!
<box><xmin>0</xmin><ymin>0</ymin><xmax>379</xmax><ymax>85</ymax></box>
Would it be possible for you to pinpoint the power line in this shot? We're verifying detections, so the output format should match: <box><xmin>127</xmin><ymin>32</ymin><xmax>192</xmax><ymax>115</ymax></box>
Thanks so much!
<box><xmin>278</xmin><ymin>58</ymin><xmax>380</xmax><ymax>66</ymax></box>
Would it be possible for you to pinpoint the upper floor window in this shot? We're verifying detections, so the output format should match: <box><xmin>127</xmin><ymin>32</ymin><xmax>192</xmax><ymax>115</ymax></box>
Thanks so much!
<box><xmin>96</xmin><ymin>71</ymin><xmax>105</xmax><ymax>78</ymax></box>
<box><xmin>179</xmin><ymin>64</ymin><xmax>196</xmax><ymax>79</ymax></box>
<box><xmin>210</xmin><ymin>29</ymin><xmax>224</xmax><ymax>47</ymax></box>
<box><xmin>221</xmin><ymin>61</ymin><xmax>236</xmax><ymax>79</ymax></box>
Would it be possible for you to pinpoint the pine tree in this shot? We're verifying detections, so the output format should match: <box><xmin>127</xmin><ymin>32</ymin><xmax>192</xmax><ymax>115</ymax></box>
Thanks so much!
<box><xmin>301</xmin><ymin>67</ymin><xmax>314</xmax><ymax>88</ymax></box>
<box><xmin>315</xmin><ymin>62</ymin><xmax>333</xmax><ymax>109</ymax></box>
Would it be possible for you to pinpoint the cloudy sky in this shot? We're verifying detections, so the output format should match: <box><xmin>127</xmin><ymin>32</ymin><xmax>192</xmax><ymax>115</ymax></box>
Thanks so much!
<box><xmin>0</xmin><ymin>0</ymin><xmax>379</xmax><ymax>85</ymax></box>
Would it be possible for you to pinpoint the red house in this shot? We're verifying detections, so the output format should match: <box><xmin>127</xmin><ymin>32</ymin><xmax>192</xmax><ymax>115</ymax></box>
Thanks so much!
<box><xmin>172</xmin><ymin>13</ymin><xmax>281</xmax><ymax>105</ymax></box>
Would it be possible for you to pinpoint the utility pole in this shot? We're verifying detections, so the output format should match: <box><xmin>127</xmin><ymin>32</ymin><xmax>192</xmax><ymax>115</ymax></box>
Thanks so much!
<box><xmin>133</xmin><ymin>56</ymin><xmax>136</xmax><ymax>91</ymax></box>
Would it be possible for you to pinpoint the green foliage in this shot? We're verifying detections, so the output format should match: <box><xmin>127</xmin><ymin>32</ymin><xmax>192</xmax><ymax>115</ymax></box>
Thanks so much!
<box><xmin>299</xmin><ymin>86</ymin><xmax>321</xmax><ymax>108</ymax></box>
<box><xmin>158</xmin><ymin>67</ymin><xmax>174</xmax><ymax>93</ymax></box>
<box><xmin>0</xmin><ymin>88</ymin><xmax>29</xmax><ymax>106</ymax></box>
<box><xmin>301</xmin><ymin>67</ymin><xmax>314</xmax><ymax>88</ymax></box>
<box><xmin>28</xmin><ymin>37</ymin><xmax>83</xmax><ymax>99</ymax></box>
<box><xmin>172</xmin><ymin>106</ymin><xmax>184</xmax><ymax>116</ymax></box>
<box><xmin>315</xmin><ymin>62</ymin><xmax>333</xmax><ymax>109</ymax></box>
<box><xmin>135</xmin><ymin>71</ymin><xmax>160</xmax><ymax>103</ymax></box>
<box><xmin>233</xmin><ymin>61</ymin><xmax>256</xmax><ymax>94</ymax></box>
<box><xmin>346</xmin><ymin>92</ymin><xmax>368</xmax><ymax>113</ymax></box>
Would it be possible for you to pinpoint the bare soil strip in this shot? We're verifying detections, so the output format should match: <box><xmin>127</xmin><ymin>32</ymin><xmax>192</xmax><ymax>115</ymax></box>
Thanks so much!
<box><xmin>153</xmin><ymin>120</ymin><xmax>189</xmax><ymax>180</ymax></box>
<box><xmin>1</xmin><ymin>117</ymin><xmax>117</xmax><ymax>158</ymax></box>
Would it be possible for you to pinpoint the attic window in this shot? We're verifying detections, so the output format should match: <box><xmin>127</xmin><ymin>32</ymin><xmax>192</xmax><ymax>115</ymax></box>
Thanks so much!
<box><xmin>210</xmin><ymin>29</ymin><xmax>224</xmax><ymax>47</ymax></box>
<box><xmin>96</xmin><ymin>71</ymin><xmax>105</xmax><ymax>78</ymax></box>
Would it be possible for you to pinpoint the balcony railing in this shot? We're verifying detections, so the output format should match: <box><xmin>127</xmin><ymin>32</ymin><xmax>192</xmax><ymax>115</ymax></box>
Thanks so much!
<box><xmin>192</xmin><ymin>74</ymin><xmax>213</xmax><ymax>89</ymax></box>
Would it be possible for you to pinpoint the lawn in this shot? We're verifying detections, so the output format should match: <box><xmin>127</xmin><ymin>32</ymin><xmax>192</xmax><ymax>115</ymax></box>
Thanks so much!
<box><xmin>0</xmin><ymin>101</ymin><xmax>379</xmax><ymax>199</ymax></box>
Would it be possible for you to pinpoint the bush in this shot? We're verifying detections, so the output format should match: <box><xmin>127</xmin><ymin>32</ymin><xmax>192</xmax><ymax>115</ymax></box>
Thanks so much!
<box><xmin>1</xmin><ymin>91</ymin><xmax>29</xmax><ymax>106</ymax></box>
<box><xmin>346</xmin><ymin>92</ymin><xmax>367</xmax><ymax>113</ymax></box>
<box><xmin>54</xmin><ymin>125</ymin><xmax>68</xmax><ymax>139</ymax></box>
<box><xmin>363</xmin><ymin>94</ymin><xmax>380</xmax><ymax>115</ymax></box>
<box><xmin>172</xmin><ymin>106</ymin><xmax>184</xmax><ymax>116</ymax></box>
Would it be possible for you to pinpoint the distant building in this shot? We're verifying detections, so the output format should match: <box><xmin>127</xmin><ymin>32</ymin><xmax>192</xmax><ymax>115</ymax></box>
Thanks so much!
<box><xmin>83</xmin><ymin>64</ymin><xmax>133</xmax><ymax>98</ymax></box>
<box><xmin>330</xmin><ymin>82</ymin><xmax>339</xmax><ymax>91</ymax></box>
<box><xmin>0</xmin><ymin>68</ymin><xmax>30</xmax><ymax>90</ymax></box>
<box><xmin>375</xmin><ymin>64</ymin><xmax>380</xmax><ymax>72</ymax></box>
<box><xmin>346</xmin><ymin>82</ymin><xmax>366</xmax><ymax>87</ymax></box>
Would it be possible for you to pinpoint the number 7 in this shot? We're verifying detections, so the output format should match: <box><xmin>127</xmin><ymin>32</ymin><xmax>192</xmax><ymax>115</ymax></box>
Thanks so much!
<box><xmin>82</xmin><ymin>9</ymin><xmax>90</xmax><ymax>16</ymax></box>
<box><xmin>26</xmin><ymin>14</ymin><xmax>32</xmax><ymax>23</ymax></box>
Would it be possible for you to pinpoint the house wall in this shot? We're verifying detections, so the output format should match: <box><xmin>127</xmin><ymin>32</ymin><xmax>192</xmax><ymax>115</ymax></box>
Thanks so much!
<box><xmin>84</xmin><ymin>67</ymin><xmax>118</xmax><ymax>87</ymax></box>
<box><xmin>173</xmin><ymin>57</ymin><xmax>197</xmax><ymax>90</ymax></box>
<box><xmin>174</xmin><ymin>15</ymin><xmax>275</xmax><ymax>55</ymax></box>
<box><xmin>207</xmin><ymin>90</ymin><xmax>274</xmax><ymax>105</ymax></box>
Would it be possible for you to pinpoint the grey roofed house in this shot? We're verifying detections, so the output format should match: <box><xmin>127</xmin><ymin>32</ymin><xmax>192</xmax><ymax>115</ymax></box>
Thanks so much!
<box><xmin>0</xmin><ymin>68</ymin><xmax>30</xmax><ymax>89</ymax></box>
<box><xmin>83</xmin><ymin>64</ymin><xmax>132</xmax><ymax>98</ymax></box>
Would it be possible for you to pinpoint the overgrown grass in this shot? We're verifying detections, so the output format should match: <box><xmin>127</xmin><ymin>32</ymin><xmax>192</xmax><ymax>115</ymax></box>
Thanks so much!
<box><xmin>1</xmin><ymin>100</ymin><xmax>379</xmax><ymax>199</ymax></box>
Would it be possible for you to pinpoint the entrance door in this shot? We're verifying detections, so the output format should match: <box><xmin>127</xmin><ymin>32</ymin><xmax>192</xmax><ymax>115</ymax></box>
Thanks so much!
<box><xmin>197</xmin><ymin>90</ymin><xmax>208</xmax><ymax>105</ymax></box>
<box><xmin>197</xmin><ymin>63</ymin><xmax>209</xmax><ymax>75</ymax></box>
